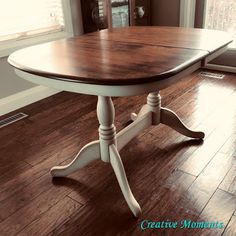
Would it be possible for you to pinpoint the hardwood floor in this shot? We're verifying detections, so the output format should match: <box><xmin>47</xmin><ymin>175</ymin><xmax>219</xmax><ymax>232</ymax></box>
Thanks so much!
<box><xmin>0</xmin><ymin>70</ymin><xmax>236</xmax><ymax>236</ymax></box>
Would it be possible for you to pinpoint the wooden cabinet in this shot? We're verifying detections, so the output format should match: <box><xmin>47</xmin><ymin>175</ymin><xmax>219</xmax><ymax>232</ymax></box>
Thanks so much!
<box><xmin>132</xmin><ymin>0</ymin><xmax>151</xmax><ymax>26</ymax></box>
<box><xmin>80</xmin><ymin>0</ymin><xmax>107</xmax><ymax>33</ymax></box>
<box><xmin>81</xmin><ymin>0</ymin><xmax>151</xmax><ymax>33</ymax></box>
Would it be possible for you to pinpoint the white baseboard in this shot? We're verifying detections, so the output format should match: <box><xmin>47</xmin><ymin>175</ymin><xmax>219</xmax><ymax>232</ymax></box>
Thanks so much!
<box><xmin>0</xmin><ymin>85</ymin><xmax>60</xmax><ymax>116</ymax></box>
<box><xmin>204</xmin><ymin>64</ymin><xmax>236</xmax><ymax>74</ymax></box>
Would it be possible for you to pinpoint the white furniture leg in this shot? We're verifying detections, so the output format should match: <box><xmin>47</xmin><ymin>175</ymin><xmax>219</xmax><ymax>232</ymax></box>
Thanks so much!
<box><xmin>97</xmin><ymin>96</ymin><xmax>141</xmax><ymax>217</ymax></box>
<box><xmin>51</xmin><ymin>92</ymin><xmax>204</xmax><ymax>217</ymax></box>
<box><xmin>97</xmin><ymin>96</ymin><xmax>117</xmax><ymax>162</ymax></box>
<box><xmin>160</xmin><ymin>107</ymin><xmax>205</xmax><ymax>139</ymax></box>
<box><xmin>131</xmin><ymin>91</ymin><xmax>205</xmax><ymax>139</ymax></box>
<box><xmin>51</xmin><ymin>140</ymin><xmax>100</xmax><ymax>177</ymax></box>
<box><xmin>109</xmin><ymin>144</ymin><xmax>141</xmax><ymax>217</ymax></box>
<box><xmin>131</xmin><ymin>92</ymin><xmax>161</xmax><ymax>124</ymax></box>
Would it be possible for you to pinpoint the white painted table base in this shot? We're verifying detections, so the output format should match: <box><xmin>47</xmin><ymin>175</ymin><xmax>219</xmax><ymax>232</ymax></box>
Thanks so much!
<box><xmin>51</xmin><ymin>91</ymin><xmax>204</xmax><ymax>217</ymax></box>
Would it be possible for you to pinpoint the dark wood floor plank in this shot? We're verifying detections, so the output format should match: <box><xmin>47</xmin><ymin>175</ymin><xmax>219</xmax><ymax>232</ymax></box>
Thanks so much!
<box><xmin>17</xmin><ymin>196</ymin><xmax>82</xmax><ymax>236</ymax></box>
<box><xmin>0</xmin><ymin>173</ymin><xmax>52</xmax><ymax>222</ymax></box>
<box><xmin>178</xmin><ymin>128</ymin><xmax>231</xmax><ymax>176</ymax></box>
<box><xmin>0</xmin><ymin>160</ymin><xmax>31</xmax><ymax>186</ymax></box>
<box><xmin>0</xmin><ymin>119</ymin><xmax>32</xmax><ymax>150</ymax></box>
<box><xmin>126</xmin><ymin>170</ymin><xmax>196</xmax><ymax>236</ymax></box>
<box><xmin>177</xmin><ymin>90</ymin><xmax>236</xmax><ymax>176</ymax></box>
<box><xmin>0</xmin><ymin>141</ymin><xmax>31</xmax><ymax>172</ymax></box>
<box><xmin>49</xmin><ymin>170</ymin><xmax>196</xmax><ymax>236</ymax></box>
<box><xmin>197</xmin><ymin>189</ymin><xmax>236</xmax><ymax>236</ymax></box>
<box><xmin>0</xmin><ymin>175</ymin><xmax>76</xmax><ymax>235</ymax></box>
<box><xmin>219</xmin><ymin>134</ymin><xmax>236</xmax><ymax>157</ymax></box>
<box><xmin>177</xmin><ymin>84</ymin><xmax>236</xmax><ymax>176</ymax></box>
<box><xmin>0</xmin><ymin>92</ymin><xmax>81</xmax><ymax>147</ymax></box>
<box><xmin>223</xmin><ymin>216</ymin><xmax>236</xmax><ymax>236</ymax></box>
<box><xmin>0</xmin><ymin>152</ymin><xmax>72</xmax><ymax>202</ymax></box>
<box><xmin>0</xmin><ymin>70</ymin><xmax>235</xmax><ymax>235</ymax></box>
<box><xmin>167</xmin><ymin>74</ymin><xmax>235</xmax><ymax>116</ymax></box>
<box><xmin>160</xmin><ymin>72</ymin><xmax>203</xmax><ymax>106</ymax></box>
<box><xmin>219</xmin><ymin>158</ymin><xmax>236</xmax><ymax>196</ymax></box>
<box><xmin>172</xmin><ymin>153</ymin><xmax>234</xmax><ymax>221</ymax></box>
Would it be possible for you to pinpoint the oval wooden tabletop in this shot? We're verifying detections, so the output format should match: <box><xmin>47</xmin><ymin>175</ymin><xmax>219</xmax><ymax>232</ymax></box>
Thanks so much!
<box><xmin>8</xmin><ymin>27</ymin><xmax>232</xmax><ymax>85</ymax></box>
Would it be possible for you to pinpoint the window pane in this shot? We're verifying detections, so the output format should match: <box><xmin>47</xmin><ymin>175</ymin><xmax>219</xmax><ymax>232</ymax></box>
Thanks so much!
<box><xmin>111</xmin><ymin>0</ymin><xmax>129</xmax><ymax>28</ymax></box>
<box><xmin>0</xmin><ymin>0</ymin><xmax>65</xmax><ymax>42</ymax></box>
<box><xmin>204</xmin><ymin>0</ymin><xmax>236</xmax><ymax>47</ymax></box>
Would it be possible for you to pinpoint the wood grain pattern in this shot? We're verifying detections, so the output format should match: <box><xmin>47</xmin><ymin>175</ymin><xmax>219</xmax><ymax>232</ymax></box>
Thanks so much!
<box><xmin>0</xmin><ymin>174</ymin><xmax>79</xmax><ymax>235</ymax></box>
<box><xmin>8</xmin><ymin>27</ymin><xmax>231</xmax><ymax>85</ymax></box>
<box><xmin>174</xmin><ymin>153</ymin><xmax>234</xmax><ymax>218</ymax></box>
<box><xmin>17</xmin><ymin>196</ymin><xmax>81</xmax><ymax>236</ymax></box>
<box><xmin>97</xmin><ymin>26</ymin><xmax>233</xmax><ymax>52</ymax></box>
<box><xmin>223</xmin><ymin>216</ymin><xmax>236</xmax><ymax>236</ymax></box>
<box><xmin>0</xmin><ymin>70</ymin><xmax>236</xmax><ymax>235</ymax></box>
<box><xmin>219</xmin><ymin>159</ymin><xmax>236</xmax><ymax>196</ymax></box>
<box><xmin>197</xmin><ymin>189</ymin><xmax>236</xmax><ymax>236</ymax></box>
<box><xmin>8</xmin><ymin>38</ymin><xmax>207</xmax><ymax>85</ymax></box>
<box><xmin>219</xmin><ymin>134</ymin><xmax>236</xmax><ymax>157</ymax></box>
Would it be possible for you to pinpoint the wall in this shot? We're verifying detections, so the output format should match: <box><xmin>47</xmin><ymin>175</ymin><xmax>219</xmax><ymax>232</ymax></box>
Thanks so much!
<box><xmin>0</xmin><ymin>0</ymin><xmax>83</xmax><ymax>101</ymax></box>
<box><xmin>151</xmin><ymin>0</ymin><xmax>180</xmax><ymax>26</ymax></box>
<box><xmin>0</xmin><ymin>57</ymin><xmax>35</xmax><ymax>99</ymax></box>
<box><xmin>211</xmin><ymin>49</ymin><xmax>236</xmax><ymax>67</ymax></box>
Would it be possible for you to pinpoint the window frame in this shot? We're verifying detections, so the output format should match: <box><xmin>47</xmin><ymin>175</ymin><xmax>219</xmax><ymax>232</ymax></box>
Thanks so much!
<box><xmin>179</xmin><ymin>0</ymin><xmax>196</xmax><ymax>28</ymax></box>
<box><xmin>0</xmin><ymin>0</ymin><xmax>74</xmax><ymax>58</ymax></box>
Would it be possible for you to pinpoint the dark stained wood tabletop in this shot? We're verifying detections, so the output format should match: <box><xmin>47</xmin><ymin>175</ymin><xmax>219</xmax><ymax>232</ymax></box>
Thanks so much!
<box><xmin>8</xmin><ymin>27</ymin><xmax>232</xmax><ymax>85</ymax></box>
<box><xmin>95</xmin><ymin>26</ymin><xmax>233</xmax><ymax>53</ymax></box>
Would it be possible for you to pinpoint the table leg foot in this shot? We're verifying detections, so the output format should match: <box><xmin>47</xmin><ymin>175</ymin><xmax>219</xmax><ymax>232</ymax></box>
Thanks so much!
<box><xmin>51</xmin><ymin>140</ymin><xmax>100</xmax><ymax>177</ymax></box>
<box><xmin>109</xmin><ymin>144</ymin><xmax>142</xmax><ymax>217</ymax></box>
<box><xmin>130</xmin><ymin>104</ymin><xmax>149</xmax><ymax>121</ymax></box>
<box><xmin>160</xmin><ymin>107</ymin><xmax>205</xmax><ymax>139</ymax></box>
<box><xmin>130</xmin><ymin>112</ymin><xmax>138</xmax><ymax>121</ymax></box>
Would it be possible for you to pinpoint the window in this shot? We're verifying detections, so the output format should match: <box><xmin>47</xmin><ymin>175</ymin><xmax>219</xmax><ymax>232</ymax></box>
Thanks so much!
<box><xmin>111</xmin><ymin>0</ymin><xmax>129</xmax><ymax>28</ymax></box>
<box><xmin>0</xmin><ymin>0</ymin><xmax>73</xmax><ymax>57</ymax></box>
<box><xmin>204</xmin><ymin>0</ymin><xmax>236</xmax><ymax>48</ymax></box>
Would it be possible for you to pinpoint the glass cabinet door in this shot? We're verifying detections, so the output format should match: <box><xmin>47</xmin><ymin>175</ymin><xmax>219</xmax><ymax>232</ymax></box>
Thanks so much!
<box><xmin>81</xmin><ymin>0</ymin><xmax>150</xmax><ymax>33</ymax></box>
<box><xmin>111</xmin><ymin>0</ymin><xmax>130</xmax><ymax>27</ymax></box>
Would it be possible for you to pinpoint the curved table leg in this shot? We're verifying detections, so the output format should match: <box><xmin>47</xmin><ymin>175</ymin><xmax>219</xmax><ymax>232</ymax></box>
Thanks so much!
<box><xmin>160</xmin><ymin>107</ymin><xmax>205</xmax><ymax>139</ymax></box>
<box><xmin>51</xmin><ymin>140</ymin><xmax>100</xmax><ymax>177</ymax></box>
<box><xmin>109</xmin><ymin>144</ymin><xmax>141</xmax><ymax>217</ymax></box>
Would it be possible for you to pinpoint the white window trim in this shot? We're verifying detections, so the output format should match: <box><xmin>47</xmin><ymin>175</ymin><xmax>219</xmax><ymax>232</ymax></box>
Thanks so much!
<box><xmin>179</xmin><ymin>0</ymin><xmax>196</xmax><ymax>28</ymax></box>
<box><xmin>204</xmin><ymin>63</ymin><xmax>236</xmax><ymax>73</ymax></box>
<box><xmin>0</xmin><ymin>0</ymin><xmax>74</xmax><ymax>58</ymax></box>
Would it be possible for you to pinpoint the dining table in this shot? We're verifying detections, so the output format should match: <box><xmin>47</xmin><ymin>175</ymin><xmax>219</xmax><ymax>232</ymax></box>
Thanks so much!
<box><xmin>8</xmin><ymin>26</ymin><xmax>232</xmax><ymax>217</ymax></box>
